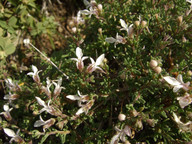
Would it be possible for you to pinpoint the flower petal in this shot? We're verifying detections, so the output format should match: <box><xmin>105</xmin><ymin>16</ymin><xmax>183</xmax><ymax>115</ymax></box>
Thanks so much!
<box><xmin>66</xmin><ymin>95</ymin><xmax>80</xmax><ymax>100</ymax></box>
<box><xmin>96</xmin><ymin>54</ymin><xmax>105</xmax><ymax>66</ymax></box>
<box><xmin>3</xmin><ymin>128</ymin><xmax>16</xmax><ymax>137</ymax></box>
<box><xmin>35</xmin><ymin>97</ymin><xmax>46</xmax><ymax>107</ymax></box>
<box><xmin>110</xmin><ymin>133</ymin><xmax>120</xmax><ymax>144</ymax></box>
<box><xmin>34</xmin><ymin>120</ymin><xmax>45</xmax><ymax>127</ymax></box>
<box><xmin>177</xmin><ymin>74</ymin><xmax>184</xmax><ymax>84</ymax></box>
<box><xmin>105</xmin><ymin>37</ymin><xmax>116</xmax><ymax>43</ymax></box>
<box><xmin>32</xmin><ymin>65</ymin><xmax>38</xmax><ymax>73</ymax></box>
<box><xmin>124</xmin><ymin>125</ymin><xmax>132</xmax><ymax>137</ymax></box>
<box><xmin>76</xmin><ymin>47</ymin><xmax>83</xmax><ymax>59</ymax></box>
<box><xmin>120</xmin><ymin>19</ymin><xmax>127</xmax><ymax>29</ymax></box>
<box><xmin>163</xmin><ymin>76</ymin><xmax>180</xmax><ymax>86</ymax></box>
<box><xmin>76</xmin><ymin>107</ymin><xmax>84</xmax><ymax>115</ymax></box>
<box><xmin>173</xmin><ymin>85</ymin><xmax>183</xmax><ymax>93</ymax></box>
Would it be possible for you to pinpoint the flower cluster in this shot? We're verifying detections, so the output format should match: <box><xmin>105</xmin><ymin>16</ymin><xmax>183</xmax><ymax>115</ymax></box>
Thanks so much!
<box><xmin>66</xmin><ymin>90</ymin><xmax>94</xmax><ymax>116</ymax></box>
<box><xmin>163</xmin><ymin>74</ymin><xmax>191</xmax><ymax>108</ymax></box>
<box><xmin>71</xmin><ymin>47</ymin><xmax>105</xmax><ymax>74</ymax></box>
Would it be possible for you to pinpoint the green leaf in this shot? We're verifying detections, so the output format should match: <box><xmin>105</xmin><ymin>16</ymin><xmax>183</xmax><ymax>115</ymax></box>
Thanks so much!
<box><xmin>8</xmin><ymin>16</ymin><xmax>17</xmax><ymax>28</ymax></box>
<box><xmin>0</xmin><ymin>36</ymin><xmax>16</xmax><ymax>56</ymax></box>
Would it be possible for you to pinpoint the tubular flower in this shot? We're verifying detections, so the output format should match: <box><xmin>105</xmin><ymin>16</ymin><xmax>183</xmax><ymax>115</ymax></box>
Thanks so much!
<box><xmin>177</xmin><ymin>93</ymin><xmax>192</xmax><ymax>108</ymax></box>
<box><xmin>66</xmin><ymin>90</ymin><xmax>89</xmax><ymax>106</ymax></box>
<box><xmin>163</xmin><ymin>74</ymin><xmax>190</xmax><ymax>92</ymax></box>
<box><xmin>120</xmin><ymin>19</ymin><xmax>134</xmax><ymax>37</ymax></box>
<box><xmin>4</xmin><ymin>92</ymin><xmax>19</xmax><ymax>101</ymax></box>
<box><xmin>35</xmin><ymin>97</ymin><xmax>55</xmax><ymax>115</ymax></box>
<box><xmin>41</xmin><ymin>77</ymin><xmax>52</xmax><ymax>99</ymax></box>
<box><xmin>53</xmin><ymin>77</ymin><xmax>65</xmax><ymax>98</ymax></box>
<box><xmin>34</xmin><ymin>115</ymin><xmax>55</xmax><ymax>132</ymax></box>
<box><xmin>173</xmin><ymin>112</ymin><xmax>192</xmax><ymax>132</ymax></box>
<box><xmin>3</xmin><ymin>128</ymin><xmax>24</xmax><ymax>143</ymax></box>
<box><xmin>71</xmin><ymin>47</ymin><xmax>88</xmax><ymax>71</ymax></box>
<box><xmin>27</xmin><ymin>65</ymin><xmax>42</xmax><ymax>84</ymax></box>
<box><xmin>76</xmin><ymin>99</ymin><xmax>95</xmax><ymax>115</ymax></box>
<box><xmin>0</xmin><ymin>104</ymin><xmax>13</xmax><ymax>121</ymax></box>
<box><xmin>105</xmin><ymin>33</ymin><xmax>126</xmax><ymax>48</ymax></box>
<box><xmin>5</xmin><ymin>78</ymin><xmax>21</xmax><ymax>92</ymax></box>
<box><xmin>86</xmin><ymin>54</ymin><xmax>105</xmax><ymax>73</ymax></box>
<box><xmin>110</xmin><ymin>125</ymin><xmax>132</xmax><ymax>144</ymax></box>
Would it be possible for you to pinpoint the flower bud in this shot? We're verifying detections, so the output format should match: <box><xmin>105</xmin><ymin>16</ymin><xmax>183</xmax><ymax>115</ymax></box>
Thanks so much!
<box><xmin>187</xmin><ymin>70</ymin><xmax>192</xmax><ymax>76</ymax></box>
<box><xmin>141</xmin><ymin>21</ymin><xmax>147</xmax><ymax>28</ymax></box>
<box><xmin>182</xmin><ymin>36</ymin><xmax>187</xmax><ymax>43</ymax></box>
<box><xmin>155</xmin><ymin>14</ymin><xmax>159</xmax><ymax>20</ymax></box>
<box><xmin>120</xmin><ymin>72</ymin><xmax>127</xmax><ymax>80</ymax></box>
<box><xmin>98</xmin><ymin>4</ymin><xmax>103</xmax><ymax>13</ymax></box>
<box><xmin>146</xmin><ymin>119</ymin><xmax>155</xmax><ymax>127</ymax></box>
<box><xmin>154</xmin><ymin>66</ymin><xmax>162</xmax><ymax>74</ymax></box>
<box><xmin>98</xmin><ymin>28</ymin><xmax>102</xmax><ymax>34</ymax></box>
<box><xmin>177</xmin><ymin>16</ymin><xmax>183</xmax><ymax>25</ymax></box>
<box><xmin>134</xmin><ymin>21</ymin><xmax>140</xmax><ymax>27</ymax></box>
<box><xmin>118</xmin><ymin>113</ymin><xmax>126</xmax><ymax>121</ymax></box>
<box><xmin>72</xmin><ymin>27</ymin><xmax>77</xmax><ymax>33</ymax></box>
<box><xmin>124</xmin><ymin>140</ymin><xmax>131</xmax><ymax>144</ymax></box>
<box><xmin>130</xmin><ymin>109</ymin><xmax>138</xmax><ymax>117</ymax></box>
<box><xmin>149</xmin><ymin>60</ymin><xmax>158</xmax><ymax>68</ymax></box>
<box><xmin>135</xmin><ymin>119</ymin><xmax>143</xmax><ymax>129</ymax></box>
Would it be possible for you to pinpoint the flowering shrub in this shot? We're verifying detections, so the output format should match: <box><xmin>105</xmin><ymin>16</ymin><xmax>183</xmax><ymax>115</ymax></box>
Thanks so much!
<box><xmin>1</xmin><ymin>0</ymin><xmax>192</xmax><ymax>143</ymax></box>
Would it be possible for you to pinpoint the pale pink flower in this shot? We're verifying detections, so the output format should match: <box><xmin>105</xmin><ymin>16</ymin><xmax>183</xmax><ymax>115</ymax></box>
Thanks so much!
<box><xmin>41</xmin><ymin>77</ymin><xmax>52</xmax><ymax>99</ymax></box>
<box><xmin>5</xmin><ymin>78</ymin><xmax>21</xmax><ymax>92</ymax></box>
<box><xmin>3</xmin><ymin>128</ymin><xmax>24</xmax><ymax>143</ymax></box>
<box><xmin>53</xmin><ymin>78</ymin><xmax>65</xmax><ymax>98</ymax></box>
<box><xmin>66</xmin><ymin>90</ymin><xmax>89</xmax><ymax>106</ymax></box>
<box><xmin>4</xmin><ymin>92</ymin><xmax>19</xmax><ymax>101</ymax></box>
<box><xmin>27</xmin><ymin>65</ymin><xmax>42</xmax><ymax>84</ymax></box>
<box><xmin>71</xmin><ymin>47</ymin><xmax>88</xmax><ymax>71</ymax></box>
<box><xmin>163</xmin><ymin>74</ymin><xmax>190</xmax><ymax>92</ymax></box>
<box><xmin>177</xmin><ymin>93</ymin><xmax>192</xmax><ymax>108</ymax></box>
<box><xmin>0</xmin><ymin>104</ymin><xmax>13</xmax><ymax>121</ymax></box>
<box><xmin>110</xmin><ymin>125</ymin><xmax>132</xmax><ymax>144</ymax></box>
<box><xmin>173</xmin><ymin>112</ymin><xmax>192</xmax><ymax>132</ymax></box>
<box><xmin>105</xmin><ymin>33</ymin><xmax>126</xmax><ymax>48</ymax></box>
<box><xmin>75</xmin><ymin>99</ymin><xmax>94</xmax><ymax>115</ymax></box>
<box><xmin>86</xmin><ymin>54</ymin><xmax>105</xmax><ymax>73</ymax></box>
<box><xmin>35</xmin><ymin>97</ymin><xmax>55</xmax><ymax>115</ymax></box>
<box><xmin>120</xmin><ymin>19</ymin><xmax>134</xmax><ymax>37</ymax></box>
<box><xmin>34</xmin><ymin>115</ymin><xmax>55</xmax><ymax>132</ymax></box>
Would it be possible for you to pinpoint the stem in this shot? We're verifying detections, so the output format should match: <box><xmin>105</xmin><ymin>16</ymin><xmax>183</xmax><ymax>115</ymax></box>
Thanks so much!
<box><xmin>28</xmin><ymin>43</ymin><xmax>69</xmax><ymax>79</ymax></box>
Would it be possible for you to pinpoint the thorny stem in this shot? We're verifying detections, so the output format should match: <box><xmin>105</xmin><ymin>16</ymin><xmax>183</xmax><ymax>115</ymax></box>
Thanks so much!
<box><xmin>28</xmin><ymin>43</ymin><xmax>69</xmax><ymax>79</ymax></box>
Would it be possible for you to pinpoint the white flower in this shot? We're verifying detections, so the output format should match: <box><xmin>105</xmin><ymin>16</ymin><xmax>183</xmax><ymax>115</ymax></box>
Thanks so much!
<box><xmin>66</xmin><ymin>90</ymin><xmax>89</xmax><ymax>106</ymax></box>
<box><xmin>86</xmin><ymin>54</ymin><xmax>105</xmax><ymax>73</ymax></box>
<box><xmin>76</xmin><ymin>11</ymin><xmax>85</xmax><ymax>25</ymax></box>
<box><xmin>110</xmin><ymin>125</ymin><xmax>132</xmax><ymax>144</ymax></box>
<box><xmin>3</xmin><ymin>128</ymin><xmax>24</xmax><ymax>143</ymax></box>
<box><xmin>177</xmin><ymin>93</ymin><xmax>192</xmax><ymax>108</ymax></box>
<box><xmin>0</xmin><ymin>104</ymin><xmax>13</xmax><ymax>121</ymax></box>
<box><xmin>120</xmin><ymin>19</ymin><xmax>134</xmax><ymax>37</ymax></box>
<box><xmin>35</xmin><ymin>97</ymin><xmax>55</xmax><ymax>115</ymax></box>
<box><xmin>75</xmin><ymin>99</ymin><xmax>94</xmax><ymax>115</ymax></box>
<box><xmin>163</xmin><ymin>74</ymin><xmax>190</xmax><ymax>92</ymax></box>
<box><xmin>5</xmin><ymin>78</ymin><xmax>21</xmax><ymax>92</ymax></box>
<box><xmin>4</xmin><ymin>92</ymin><xmax>19</xmax><ymax>101</ymax></box>
<box><xmin>41</xmin><ymin>77</ymin><xmax>52</xmax><ymax>99</ymax></box>
<box><xmin>173</xmin><ymin>112</ymin><xmax>192</xmax><ymax>132</ymax></box>
<box><xmin>53</xmin><ymin>77</ymin><xmax>65</xmax><ymax>98</ymax></box>
<box><xmin>27</xmin><ymin>65</ymin><xmax>42</xmax><ymax>84</ymax></box>
<box><xmin>71</xmin><ymin>47</ymin><xmax>88</xmax><ymax>71</ymax></box>
<box><xmin>23</xmin><ymin>39</ymin><xmax>30</xmax><ymax>45</ymax></box>
<box><xmin>34</xmin><ymin>115</ymin><xmax>55</xmax><ymax>132</ymax></box>
<box><xmin>186</xmin><ymin>0</ymin><xmax>192</xmax><ymax>5</ymax></box>
<box><xmin>105</xmin><ymin>33</ymin><xmax>126</xmax><ymax>48</ymax></box>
